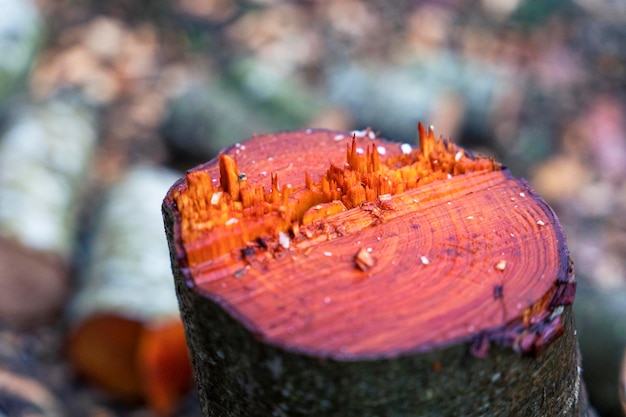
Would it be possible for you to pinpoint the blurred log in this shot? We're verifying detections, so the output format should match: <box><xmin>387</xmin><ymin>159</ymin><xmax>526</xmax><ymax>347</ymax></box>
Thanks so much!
<box><xmin>163</xmin><ymin>126</ymin><xmax>588</xmax><ymax>416</ymax></box>
<box><xmin>326</xmin><ymin>60</ymin><xmax>506</xmax><ymax>145</ymax></box>
<box><xmin>67</xmin><ymin>165</ymin><xmax>192</xmax><ymax>416</ymax></box>
<box><xmin>0</xmin><ymin>96</ymin><xmax>98</xmax><ymax>328</ymax></box>
<box><xmin>161</xmin><ymin>59</ymin><xmax>324</xmax><ymax>169</ymax></box>
<box><xmin>574</xmin><ymin>282</ymin><xmax>626</xmax><ymax>417</ymax></box>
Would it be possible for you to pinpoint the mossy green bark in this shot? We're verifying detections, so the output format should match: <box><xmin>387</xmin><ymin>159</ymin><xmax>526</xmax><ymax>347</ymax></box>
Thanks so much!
<box><xmin>164</xmin><ymin>203</ymin><xmax>590</xmax><ymax>417</ymax></box>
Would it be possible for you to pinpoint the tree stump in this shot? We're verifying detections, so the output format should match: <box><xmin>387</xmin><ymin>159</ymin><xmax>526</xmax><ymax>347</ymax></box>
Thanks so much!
<box><xmin>163</xmin><ymin>126</ymin><xmax>589</xmax><ymax>416</ymax></box>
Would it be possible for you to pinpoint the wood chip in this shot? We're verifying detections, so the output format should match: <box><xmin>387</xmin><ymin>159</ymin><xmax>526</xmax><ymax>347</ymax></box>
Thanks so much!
<box><xmin>354</xmin><ymin>247</ymin><xmax>376</xmax><ymax>271</ymax></box>
<box><xmin>495</xmin><ymin>260</ymin><xmax>507</xmax><ymax>271</ymax></box>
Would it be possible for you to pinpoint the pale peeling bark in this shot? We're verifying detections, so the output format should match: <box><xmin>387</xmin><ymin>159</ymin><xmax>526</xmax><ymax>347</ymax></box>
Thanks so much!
<box><xmin>69</xmin><ymin>165</ymin><xmax>182</xmax><ymax>325</ymax></box>
<box><xmin>67</xmin><ymin>165</ymin><xmax>192</xmax><ymax>413</ymax></box>
<box><xmin>0</xmin><ymin>97</ymin><xmax>97</xmax><ymax>327</ymax></box>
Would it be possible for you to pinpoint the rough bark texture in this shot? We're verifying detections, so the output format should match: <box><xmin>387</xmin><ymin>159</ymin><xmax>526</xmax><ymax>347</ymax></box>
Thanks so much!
<box><xmin>163</xmin><ymin>129</ymin><xmax>589</xmax><ymax>416</ymax></box>
<box><xmin>167</xmin><ymin>245</ymin><xmax>587</xmax><ymax>417</ymax></box>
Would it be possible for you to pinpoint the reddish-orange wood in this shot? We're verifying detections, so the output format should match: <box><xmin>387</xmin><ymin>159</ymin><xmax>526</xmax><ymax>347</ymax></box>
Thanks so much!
<box><xmin>138</xmin><ymin>321</ymin><xmax>193</xmax><ymax>415</ymax></box>
<box><xmin>68</xmin><ymin>315</ymin><xmax>192</xmax><ymax>414</ymax></box>
<box><xmin>164</xmin><ymin>126</ymin><xmax>575</xmax><ymax>359</ymax></box>
<box><xmin>67</xmin><ymin>315</ymin><xmax>144</xmax><ymax>400</ymax></box>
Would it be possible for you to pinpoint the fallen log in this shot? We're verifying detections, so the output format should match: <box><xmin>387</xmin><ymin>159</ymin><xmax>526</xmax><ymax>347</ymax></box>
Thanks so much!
<box><xmin>163</xmin><ymin>126</ymin><xmax>589</xmax><ymax>416</ymax></box>
<box><xmin>0</xmin><ymin>97</ymin><xmax>98</xmax><ymax>328</ymax></box>
<box><xmin>67</xmin><ymin>165</ymin><xmax>192</xmax><ymax>415</ymax></box>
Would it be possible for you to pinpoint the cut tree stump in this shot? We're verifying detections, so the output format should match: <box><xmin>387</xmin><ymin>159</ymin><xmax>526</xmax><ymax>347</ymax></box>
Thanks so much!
<box><xmin>163</xmin><ymin>126</ymin><xmax>590</xmax><ymax>417</ymax></box>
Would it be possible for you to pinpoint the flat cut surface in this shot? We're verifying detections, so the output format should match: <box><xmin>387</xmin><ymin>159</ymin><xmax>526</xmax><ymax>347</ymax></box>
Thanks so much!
<box><xmin>167</xmin><ymin>130</ymin><xmax>569</xmax><ymax>359</ymax></box>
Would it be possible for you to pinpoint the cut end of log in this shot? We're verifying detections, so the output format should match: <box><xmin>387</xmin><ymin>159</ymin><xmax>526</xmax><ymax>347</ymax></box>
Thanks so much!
<box><xmin>67</xmin><ymin>315</ymin><xmax>192</xmax><ymax>415</ymax></box>
<box><xmin>138</xmin><ymin>320</ymin><xmax>194</xmax><ymax>416</ymax></box>
<box><xmin>164</xmin><ymin>125</ymin><xmax>575</xmax><ymax>360</ymax></box>
<box><xmin>0</xmin><ymin>236</ymin><xmax>69</xmax><ymax>328</ymax></box>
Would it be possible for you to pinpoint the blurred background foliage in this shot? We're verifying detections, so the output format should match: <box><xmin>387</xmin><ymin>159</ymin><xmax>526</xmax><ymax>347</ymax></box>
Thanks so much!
<box><xmin>0</xmin><ymin>0</ymin><xmax>625</xmax><ymax>416</ymax></box>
